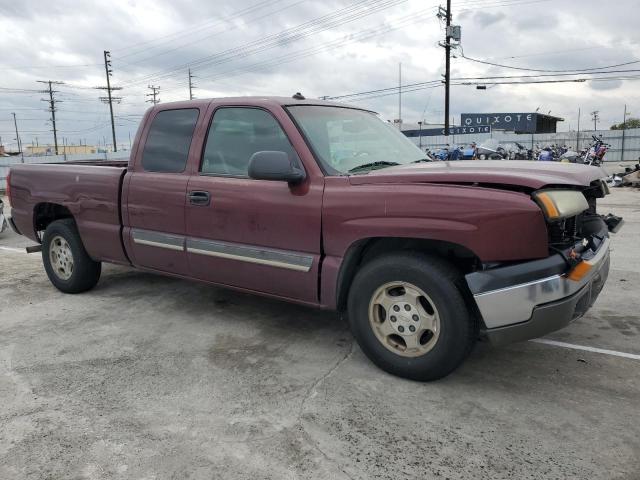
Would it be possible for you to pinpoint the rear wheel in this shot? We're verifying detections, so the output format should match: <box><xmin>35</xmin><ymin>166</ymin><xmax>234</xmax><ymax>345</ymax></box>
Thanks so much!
<box><xmin>42</xmin><ymin>219</ymin><xmax>101</xmax><ymax>293</ymax></box>
<box><xmin>347</xmin><ymin>252</ymin><xmax>476</xmax><ymax>381</ymax></box>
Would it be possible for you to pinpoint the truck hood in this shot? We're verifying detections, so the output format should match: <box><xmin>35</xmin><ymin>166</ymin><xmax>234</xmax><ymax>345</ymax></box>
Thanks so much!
<box><xmin>348</xmin><ymin>160</ymin><xmax>607</xmax><ymax>190</ymax></box>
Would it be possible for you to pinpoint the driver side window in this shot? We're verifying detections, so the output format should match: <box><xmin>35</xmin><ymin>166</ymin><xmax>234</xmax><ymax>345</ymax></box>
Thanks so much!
<box><xmin>200</xmin><ymin>107</ymin><xmax>297</xmax><ymax>176</ymax></box>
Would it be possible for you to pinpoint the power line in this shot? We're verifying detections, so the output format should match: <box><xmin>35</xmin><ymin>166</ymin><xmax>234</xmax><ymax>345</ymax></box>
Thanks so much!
<box><xmin>459</xmin><ymin>51</ymin><xmax>640</xmax><ymax>73</ymax></box>
<box><xmin>5</xmin><ymin>62</ymin><xmax>101</xmax><ymax>71</ymax></box>
<box><xmin>202</xmin><ymin>6</ymin><xmax>435</xmax><ymax>84</ymax></box>
<box><xmin>326</xmin><ymin>80</ymin><xmax>441</xmax><ymax>100</ymax></box>
<box><xmin>118</xmin><ymin>0</ymin><xmax>406</xmax><ymax>88</ymax></box>
<box><xmin>114</xmin><ymin>0</ymin><xmax>282</xmax><ymax>59</ymax></box>
<box><xmin>114</xmin><ymin>0</ymin><xmax>310</xmax><ymax>66</ymax></box>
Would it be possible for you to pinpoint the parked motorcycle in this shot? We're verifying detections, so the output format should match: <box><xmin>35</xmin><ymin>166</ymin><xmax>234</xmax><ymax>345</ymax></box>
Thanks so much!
<box><xmin>433</xmin><ymin>145</ymin><xmax>465</xmax><ymax>161</ymax></box>
<box><xmin>460</xmin><ymin>143</ymin><xmax>477</xmax><ymax>160</ymax></box>
<box><xmin>538</xmin><ymin>146</ymin><xmax>553</xmax><ymax>161</ymax></box>
<box><xmin>434</xmin><ymin>146</ymin><xmax>450</xmax><ymax>161</ymax></box>
<box><xmin>583</xmin><ymin>135</ymin><xmax>609</xmax><ymax>166</ymax></box>
<box><xmin>559</xmin><ymin>149</ymin><xmax>582</xmax><ymax>163</ymax></box>
<box><xmin>476</xmin><ymin>139</ymin><xmax>507</xmax><ymax>160</ymax></box>
<box><xmin>504</xmin><ymin>142</ymin><xmax>531</xmax><ymax>160</ymax></box>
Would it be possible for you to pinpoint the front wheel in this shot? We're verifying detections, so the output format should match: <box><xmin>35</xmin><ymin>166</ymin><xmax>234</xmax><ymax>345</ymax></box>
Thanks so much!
<box><xmin>347</xmin><ymin>252</ymin><xmax>476</xmax><ymax>381</ymax></box>
<box><xmin>42</xmin><ymin>219</ymin><xmax>101</xmax><ymax>293</ymax></box>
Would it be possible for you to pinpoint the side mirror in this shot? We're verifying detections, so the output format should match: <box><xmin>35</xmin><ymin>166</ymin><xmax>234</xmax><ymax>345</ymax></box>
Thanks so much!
<box><xmin>248</xmin><ymin>151</ymin><xmax>305</xmax><ymax>184</ymax></box>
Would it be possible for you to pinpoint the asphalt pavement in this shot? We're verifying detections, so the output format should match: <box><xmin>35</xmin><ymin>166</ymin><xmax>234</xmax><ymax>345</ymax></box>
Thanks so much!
<box><xmin>1</xmin><ymin>189</ymin><xmax>639</xmax><ymax>479</ymax></box>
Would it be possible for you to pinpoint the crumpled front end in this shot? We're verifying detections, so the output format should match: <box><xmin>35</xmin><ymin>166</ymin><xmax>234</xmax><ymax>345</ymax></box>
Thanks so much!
<box><xmin>465</xmin><ymin>179</ymin><xmax>622</xmax><ymax>344</ymax></box>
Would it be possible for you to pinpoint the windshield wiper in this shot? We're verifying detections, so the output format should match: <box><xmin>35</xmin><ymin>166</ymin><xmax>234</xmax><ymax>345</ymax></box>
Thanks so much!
<box><xmin>411</xmin><ymin>158</ymin><xmax>433</xmax><ymax>163</ymax></box>
<box><xmin>348</xmin><ymin>161</ymin><xmax>400</xmax><ymax>173</ymax></box>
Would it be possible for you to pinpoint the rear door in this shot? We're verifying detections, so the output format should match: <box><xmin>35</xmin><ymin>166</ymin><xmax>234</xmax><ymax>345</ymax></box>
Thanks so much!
<box><xmin>185</xmin><ymin>106</ymin><xmax>323</xmax><ymax>303</ymax></box>
<box><xmin>123</xmin><ymin>107</ymin><xmax>201</xmax><ymax>275</ymax></box>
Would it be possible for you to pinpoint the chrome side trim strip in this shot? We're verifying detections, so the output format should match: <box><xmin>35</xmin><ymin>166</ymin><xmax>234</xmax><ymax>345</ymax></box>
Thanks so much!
<box><xmin>186</xmin><ymin>238</ymin><xmax>313</xmax><ymax>272</ymax></box>
<box><xmin>132</xmin><ymin>229</ymin><xmax>185</xmax><ymax>251</ymax></box>
<box><xmin>130</xmin><ymin>229</ymin><xmax>313</xmax><ymax>272</ymax></box>
<box><xmin>133</xmin><ymin>239</ymin><xmax>184</xmax><ymax>251</ymax></box>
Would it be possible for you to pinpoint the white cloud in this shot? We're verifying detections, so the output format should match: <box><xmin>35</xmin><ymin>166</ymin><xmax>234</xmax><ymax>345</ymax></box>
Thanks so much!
<box><xmin>0</xmin><ymin>0</ymin><xmax>638</xmax><ymax>149</ymax></box>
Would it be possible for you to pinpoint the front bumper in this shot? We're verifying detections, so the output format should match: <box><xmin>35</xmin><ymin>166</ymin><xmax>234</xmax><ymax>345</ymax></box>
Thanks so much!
<box><xmin>466</xmin><ymin>235</ymin><xmax>611</xmax><ymax>345</ymax></box>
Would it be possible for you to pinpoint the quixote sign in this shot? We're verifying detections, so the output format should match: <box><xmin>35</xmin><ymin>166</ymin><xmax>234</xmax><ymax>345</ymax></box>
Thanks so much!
<box><xmin>461</xmin><ymin>113</ymin><xmax>536</xmax><ymax>133</ymax></box>
<box><xmin>404</xmin><ymin>125</ymin><xmax>491</xmax><ymax>137</ymax></box>
<box><xmin>441</xmin><ymin>125</ymin><xmax>491</xmax><ymax>135</ymax></box>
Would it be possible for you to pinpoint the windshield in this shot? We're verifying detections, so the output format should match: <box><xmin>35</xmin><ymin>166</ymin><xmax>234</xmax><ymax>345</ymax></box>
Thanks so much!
<box><xmin>286</xmin><ymin>105</ymin><xmax>426</xmax><ymax>174</ymax></box>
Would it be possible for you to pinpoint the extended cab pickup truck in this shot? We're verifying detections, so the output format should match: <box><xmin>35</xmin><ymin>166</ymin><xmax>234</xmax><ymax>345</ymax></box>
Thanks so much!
<box><xmin>7</xmin><ymin>96</ymin><xmax>623</xmax><ymax>380</ymax></box>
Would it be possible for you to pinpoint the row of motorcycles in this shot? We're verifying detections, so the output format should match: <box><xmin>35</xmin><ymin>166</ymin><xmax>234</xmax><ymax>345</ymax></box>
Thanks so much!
<box><xmin>428</xmin><ymin>135</ymin><xmax>609</xmax><ymax>167</ymax></box>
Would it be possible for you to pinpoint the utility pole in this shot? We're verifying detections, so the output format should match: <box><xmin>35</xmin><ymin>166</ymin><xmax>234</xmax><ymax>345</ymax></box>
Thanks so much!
<box><xmin>11</xmin><ymin>112</ymin><xmax>22</xmax><ymax>157</ymax></box>
<box><xmin>146</xmin><ymin>85</ymin><xmax>160</xmax><ymax>105</ymax></box>
<box><xmin>438</xmin><ymin>0</ymin><xmax>452</xmax><ymax>136</ymax></box>
<box><xmin>591</xmin><ymin>110</ymin><xmax>599</xmax><ymax>131</ymax></box>
<box><xmin>188</xmin><ymin>69</ymin><xmax>196</xmax><ymax>100</ymax></box>
<box><xmin>96</xmin><ymin>51</ymin><xmax>122</xmax><ymax>153</ymax></box>
<box><xmin>37</xmin><ymin>80</ymin><xmax>63</xmax><ymax>155</ymax></box>
<box><xmin>418</xmin><ymin>121</ymin><xmax>423</xmax><ymax>149</ymax></box>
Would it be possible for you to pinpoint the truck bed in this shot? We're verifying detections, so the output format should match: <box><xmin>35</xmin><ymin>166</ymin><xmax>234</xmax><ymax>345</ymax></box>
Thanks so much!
<box><xmin>9</xmin><ymin>162</ymin><xmax>129</xmax><ymax>264</ymax></box>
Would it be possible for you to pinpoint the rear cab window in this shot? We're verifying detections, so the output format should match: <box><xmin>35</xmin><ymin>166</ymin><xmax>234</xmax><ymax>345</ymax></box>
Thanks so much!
<box><xmin>142</xmin><ymin>108</ymin><xmax>199</xmax><ymax>173</ymax></box>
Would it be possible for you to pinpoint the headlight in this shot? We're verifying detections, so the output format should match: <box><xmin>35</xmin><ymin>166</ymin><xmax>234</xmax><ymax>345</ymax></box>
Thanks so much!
<box><xmin>532</xmin><ymin>189</ymin><xmax>589</xmax><ymax>221</ymax></box>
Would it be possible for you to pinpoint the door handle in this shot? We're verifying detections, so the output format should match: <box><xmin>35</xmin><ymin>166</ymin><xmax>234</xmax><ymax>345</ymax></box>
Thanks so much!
<box><xmin>188</xmin><ymin>190</ymin><xmax>211</xmax><ymax>206</ymax></box>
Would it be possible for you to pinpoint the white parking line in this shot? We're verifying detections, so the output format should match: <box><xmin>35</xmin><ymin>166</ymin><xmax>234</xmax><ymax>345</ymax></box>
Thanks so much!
<box><xmin>531</xmin><ymin>338</ymin><xmax>640</xmax><ymax>360</ymax></box>
<box><xmin>0</xmin><ymin>246</ymin><xmax>27</xmax><ymax>254</ymax></box>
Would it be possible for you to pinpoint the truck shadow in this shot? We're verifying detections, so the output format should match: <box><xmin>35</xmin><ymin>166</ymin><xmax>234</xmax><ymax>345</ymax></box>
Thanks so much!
<box><xmin>96</xmin><ymin>264</ymin><xmax>348</xmax><ymax>338</ymax></box>
<box><xmin>93</xmin><ymin>264</ymin><xmax>610</xmax><ymax>386</ymax></box>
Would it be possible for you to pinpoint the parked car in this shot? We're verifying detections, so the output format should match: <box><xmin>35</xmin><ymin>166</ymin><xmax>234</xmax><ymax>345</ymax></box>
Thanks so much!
<box><xmin>6</xmin><ymin>95</ymin><xmax>623</xmax><ymax>381</ymax></box>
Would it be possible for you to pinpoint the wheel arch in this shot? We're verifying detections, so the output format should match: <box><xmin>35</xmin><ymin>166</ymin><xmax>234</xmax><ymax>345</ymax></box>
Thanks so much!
<box><xmin>335</xmin><ymin>236</ymin><xmax>482</xmax><ymax>312</ymax></box>
<box><xmin>33</xmin><ymin>202</ymin><xmax>74</xmax><ymax>242</ymax></box>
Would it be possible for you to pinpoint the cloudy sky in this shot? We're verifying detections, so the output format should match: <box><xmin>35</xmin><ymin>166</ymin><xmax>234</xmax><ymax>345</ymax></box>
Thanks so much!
<box><xmin>1</xmin><ymin>0</ymin><xmax>639</xmax><ymax>150</ymax></box>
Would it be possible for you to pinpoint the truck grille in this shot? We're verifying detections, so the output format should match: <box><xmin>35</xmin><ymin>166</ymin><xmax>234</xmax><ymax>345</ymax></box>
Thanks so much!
<box><xmin>548</xmin><ymin>214</ymin><xmax>582</xmax><ymax>248</ymax></box>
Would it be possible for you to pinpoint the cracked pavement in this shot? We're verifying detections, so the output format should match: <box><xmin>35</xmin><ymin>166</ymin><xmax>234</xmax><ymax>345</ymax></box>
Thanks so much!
<box><xmin>1</xmin><ymin>189</ymin><xmax>640</xmax><ymax>479</ymax></box>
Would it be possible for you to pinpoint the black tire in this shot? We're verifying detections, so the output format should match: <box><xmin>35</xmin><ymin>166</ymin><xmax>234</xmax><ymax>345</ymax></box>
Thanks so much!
<box><xmin>42</xmin><ymin>219</ymin><xmax>101</xmax><ymax>293</ymax></box>
<box><xmin>347</xmin><ymin>252</ymin><xmax>476</xmax><ymax>381</ymax></box>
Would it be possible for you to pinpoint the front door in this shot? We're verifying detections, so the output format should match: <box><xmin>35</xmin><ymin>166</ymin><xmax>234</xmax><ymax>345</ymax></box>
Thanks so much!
<box><xmin>185</xmin><ymin>106</ymin><xmax>323</xmax><ymax>304</ymax></box>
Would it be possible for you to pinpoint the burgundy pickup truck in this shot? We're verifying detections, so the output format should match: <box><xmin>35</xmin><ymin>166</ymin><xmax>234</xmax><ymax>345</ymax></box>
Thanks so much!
<box><xmin>7</xmin><ymin>96</ymin><xmax>622</xmax><ymax>380</ymax></box>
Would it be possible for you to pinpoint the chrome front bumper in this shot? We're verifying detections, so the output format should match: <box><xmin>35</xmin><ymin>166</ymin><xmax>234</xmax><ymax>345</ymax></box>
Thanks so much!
<box><xmin>466</xmin><ymin>236</ymin><xmax>611</xmax><ymax>344</ymax></box>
